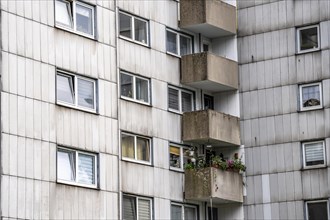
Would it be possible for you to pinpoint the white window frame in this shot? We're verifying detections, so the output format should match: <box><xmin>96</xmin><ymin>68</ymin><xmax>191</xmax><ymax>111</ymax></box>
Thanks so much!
<box><xmin>171</xmin><ymin>202</ymin><xmax>198</xmax><ymax>220</ymax></box>
<box><xmin>302</xmin><ymin>140</ymin><xmax>326</xmax><ymax>169</ymax></box>
<box><xmin>120</xmin><ymin>71</ymin><xmax>151</xmax><ymax>105</ymax></box>
<box><xmin>121</xmin><ymin>132</ymin><xmax>152</xmax><ymax>165</ymax></box>
<box><xmin>166</xmin><ymin>29</ymin><xmax>193</xmax><ymax>57</ymax></box>
<box><xmin>57</xmin><ymin>146</ymin><xmax>98</xmax><ymax>188</ymax></box>
<box><xmin>297</xmin><ymin>24</ymin><xmax>320</xmax><ymax>54</ymax></box>
<box><xmin>305</xmin><ymin>200</ymin><xmax>329</xmax><ymax>220</ymax></box>
<box><xmin>56</xmin><ymin>70</ymin><xmax>97</xmax><ymax>113</ymax></box>
<box><xmin>55</xmin><ymin>0</ymin><xmax>95</xmax><ymax>38</ymax></box>
<box><xmin>299</xmin><ymin>82</ymin><xmax>323</xmax><ymax>111</ymax></box>
<box><xmin>169</xmin><ymin>143</ymin><xmax>189</xmax><ymax>172</ymax></box>
<box><xmin>168</xmin><ymin>85</ymin><xmax>194</xmax><ymax>114</ymax></box>
<box><xmin>119</xmin><ymin>11</ymin><xmax>149</xmax><ymax>46</ymax></box>
<box><xmin>123</xmin><ymin>194</ymin><xmax>153</xmax><ymax>220</ymax></box>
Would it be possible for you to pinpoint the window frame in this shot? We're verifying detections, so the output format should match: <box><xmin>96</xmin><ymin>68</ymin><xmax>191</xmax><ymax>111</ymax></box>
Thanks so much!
<box><xmin>123</xmin><ymin>194</ymin><xmax>153</xmax><ymax>220</ymax></box>
<box><xmin>297</xmin><ymin>24</ymin><xmax>320</xmax><ymax>54</ymax></box>
<box><xmin>302</xmin><ymin>140</ymin><xmax>326</xmax><ymax>169</ymax></box>
<box><xmin>171</xmin><ymin>202</ymin><xmax>198</xmax><ymax>220</ymax></box>
<box><xmin>121</xmin><ymin>132</ymin><xmax>152</xmax><ymax>165</ymax></box>
<box><xmin>299</xmin><ymin>82</ymin><xmax>323</xmax><ymax>111</ymax></box>
<box><xmin>166</xmin><ymin>28</ymin><xmax>193</xmax><ymax>57</ymax></box>
<box><xmin>169</xmin><ymin>143</ymin><xmax>189</xmax><ymax>172</ymax></box>
<box><xmin>305</xmin><ymin>200</ymin><xmax>329</xmax><ymax>220</ymax></box>
<box><xmin>118</xmin><ymin>10</ymin><xmax>149</xmax><ymax>46</ymax></box>
<box><xmin>55</xmin><ymin>0</ymin><xmax>96</xmax><ymax>39</ymax></box>
<box><xmin>56</xmin><ymin>69</ymin><xmax>97</xmax><ymax>113</ymax></box>
<box><xmin>168</xmin><ymin>85</ymin><xmax>194</xmax><ymax>114</ymax></box>
<box><xmin>57</xmin><ymin>146</ymin><xmax>98</xmax><ymax>188</ymax></box>
<box><xmin>120</xmin><ymin>71</ymin><xmax>151</xmax><ymax>105</ymax></box>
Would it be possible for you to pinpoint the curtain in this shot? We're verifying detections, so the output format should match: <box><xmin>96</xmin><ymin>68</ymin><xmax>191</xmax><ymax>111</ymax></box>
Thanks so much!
<box><xmin>136</xmin><ymin>137</ymin><xmax>150</xmax><ymax>162</ymax></box>
<box><xmin>122</xmin><ymin>134</ymin><xmax>135</xmax><ymax>159</ymax></box>
<box><xmin>77</xmin><ymin>153</ymin><xmax>95</xmax><ymax>185</ymax></box>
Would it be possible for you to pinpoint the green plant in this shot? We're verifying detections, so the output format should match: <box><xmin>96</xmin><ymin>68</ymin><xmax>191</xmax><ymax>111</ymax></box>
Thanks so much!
<box><xmin>184</xmin><ymin>163</ymin><xmax>195</xmax><ymax>170</ymax></box>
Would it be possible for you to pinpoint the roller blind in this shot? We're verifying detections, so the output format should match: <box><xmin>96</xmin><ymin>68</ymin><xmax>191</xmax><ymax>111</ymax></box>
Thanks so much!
<box><xmin>78</xmin><ymin>153</ymin><xmax>95</xmax><ymax>185</ymax></box>
<box><xmin>78</xmin><ymin>78</ymin><xmax>94</xmax><ymax>109</ymax></box>
<box><xmin>138</xmin><ymin>198</ymin><xmax>151</xmax><ymax>220</ymax></box>
<box><xmin>169</xmin><ymin>88</ymin><xmax>179</xmax><ymax>111</ymax></box>
<box><xmin>305</xmin><ymin>142</ymin><xmax>324</xmax><ymax>166</ymax></box>
<box><xmin>181</xmin><ymin>91</ymin><xmax>192</xmax><ymax>112</ymax></box>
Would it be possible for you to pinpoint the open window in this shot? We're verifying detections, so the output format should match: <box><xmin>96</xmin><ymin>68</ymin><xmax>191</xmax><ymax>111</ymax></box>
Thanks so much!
<box><xmin>55</xmin><ymin>0</ymin><xmax>95</xmax><ymax>38</ymax></box>
<box><xmin>297</xmin><ymin>25</ymin><xmax>320</xmax><ymax>54</ymax></box>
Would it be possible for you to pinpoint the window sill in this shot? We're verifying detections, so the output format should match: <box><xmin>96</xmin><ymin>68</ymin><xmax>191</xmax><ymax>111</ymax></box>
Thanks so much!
<box><xmin>301</xmin><ymin>165</ymin><xmax>327</xmax><ymax>170</ymax></box>
<box><xmin>166</xmin><ymin>51</ymin><xmax>182</xmax><ymax>58</ymax></box>
<box><xmin>120</xmin><ymin>97</ymin><xmax>152</xmax><ymax>107</ymax></box>
<box><xmin>56</xmin><ymin>102</ymin><xmax>99</xmax><ymax>115</ymax></box>
<box><xmin>170</xmin><ymin>167</ymin><xmax>185</xmax><ymax>173</ymax></box>
<box><xmin>121</xmin><ymin>157</ymin><xmax>153</xmax><ymax>167</ymax></box>
<box><xmin>57</xmin><ymin>180</ymin><xmax>99</xmax><ymax>190</ymax></box>
<box><xmin>168</xmin><ymin>109</ymin><xmax>183</xmax><ymax>115</ymax></box>
<box><xmin>298</xmin><ymin>106</ymin><xmax>324</xmax><ymax>112</ymax></box>
<box><xmin>119</xmin><ymin>36</ymin><xmax>150</xmax><ymax>49</ymax></box>
<box><xmin>296</xmin><ymin>48</ymin><xmax>321</xmax><ymax>55</ymax></box>
<box><xmin>55</xmin><ymin>25</ymin><xmax>97</xmax><ymax>41</ymax></box>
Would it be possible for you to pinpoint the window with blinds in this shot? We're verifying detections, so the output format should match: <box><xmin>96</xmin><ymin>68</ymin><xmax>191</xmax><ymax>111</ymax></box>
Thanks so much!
<box><xmin>57</xmin><ymin>147</ymin><xmax>98</xmax><ymax>188</ymax></box>
<box><xmin>168</xmin><ymin>86</ymin><xmax>194</xmax><ymax>113</ymax></box>
<box><xmin>56</xmin><ymin>70</ymin><xmax>97</xmax><ymax>113</ymax></box>
<box><xmin>123</xmin><ymin>195</ymin><xmax>152</xmax><ymax>220</ymax></box>
<box><xmin>303</xmin><ymin>141</ymin><xmax>326</xmax><ymax>168</ymax></box>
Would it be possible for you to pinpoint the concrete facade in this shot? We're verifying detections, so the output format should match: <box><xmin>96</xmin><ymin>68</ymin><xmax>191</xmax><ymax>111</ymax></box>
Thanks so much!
<box><xmin>0</xmin><ymin>0</ymin><xmax>242</xmax><ymax>220</ymax></box>
<box><xmin>238</xmin><ymin>0</ymin><xmax>330</xmax><ymax>219</ymax></box>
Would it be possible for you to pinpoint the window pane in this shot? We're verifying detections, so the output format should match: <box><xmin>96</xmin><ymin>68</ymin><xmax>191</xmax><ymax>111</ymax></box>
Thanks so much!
<box><xmin>182</xmin><ymin>91</ymin><xmax>193</xmax><ymax>112</ymax></box>
<box><xmin>180</xmin><ymin>35</ymin><xmax>191</xmax><ymax>56</ymax></box>
<box><xmin>171</xmin><ymin>205</ymin><xmax>182</xmax><ymax>220</ymax></box>
<box><xmin>77</xmin><ymin>78</ymin><xmax>95</xmax><ymax>109</ymax></box>
<box><xmin>121</xmin><ymin>73</ymin><xmax>134</xmax><ymax>98</ymax></box>
<box><xmin>122</xmin><ymin>134</ymin><xmax>135</xmax><ymax>159</ymax></box>
<box><xmin>136</xmin><ymin>137</ymin><xmax>150</xmax><ymax>162</ymax></box>
<box><xmin>123</xmin><ymin>195</ymin><xmax>137</xmax><ymax>220</ymax></box>
<box><xmin>167</xmin><ymin>31</ymin><xmax>177</xmax><ymax>54</ymax></box>
<box><xmin>305</xmin><ymin>142</ymin><xmax>325</xmax><ymax>166</ymax></box>
<box><xmin>76</xmin><ymin>3</ymin><xmax>93</xmax><ymax>35</ymax></box>
<box><xmin>170</xmin><ymin>146</ymin><xmax>181</xmax><ymax>168</ymax></box>
<box><xmin>57</xmin><ymin>74</ymin><xmax>74</xmax><ymax>104</ymax></box>
<box><xmin>168</xmin><ymin>88</ymin><xmax>179</xmax><ymax>111</ymax></box>
<box><xmin>135</xmin><ymin>19</ymin><xmax>147</xmax><ymax>44</ymax></box>
<box><xmin>307</xmin><ymin>202</ymin><xmax>328</xmax><ymax>220</ymax></box>
<box><xmin>57</xmin><ymin>149</ymin><xmax>75</xmax><ymax>181</ymax></box>
<box><xmin>136</xmin><ymin>77</ymin><xmax>149</xmax><ymax>103</ymax></box>
<box><xmin>138</xmin><ymin>199</ymin><xmax>151</xmax><ymax>220</ymax></box>
<box><xmin>300</xmin><ymin>27</ymin><xmax>318</xmax><ymax>51</ymax></box>
<box><xmin>120</xmin><ymin>13</ymin><xmax>132</xmax><ymax>39</ymax></box>
<box><xmin>302</xmin><ymin>85</ymin><xmax>320</xmax><ymax>107</ymax></box>
<box><xmin>184</xmin><ymin>207</ymin><xmax>197</xmax><ymax>220</ymax></box>
<box><xmin>77</xmin><ymin>153</ymin><xmax>95</xmax><ymax>185</ymax></box>
<box><xmin>55</xmin><ymin>0</ymin><xmax>73</xmax><ymax>28</ymax></box>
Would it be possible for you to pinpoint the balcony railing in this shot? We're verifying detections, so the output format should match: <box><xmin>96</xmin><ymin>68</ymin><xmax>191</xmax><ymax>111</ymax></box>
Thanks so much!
<box><xmin>181</xmin><ymin>52</ymin><xmax>238</xmax><ymax>92</ymax></box>
<box><xmin>180</xmin><ymin>0</ymin><xmax>236</xmax><ymax>38</ymax></box>
<box><xmin>185</xmin><ymin>167</ymin><xmax>243</xmax><ymax>203</ymax></box>
<box><xmin>182</xmin><ymin>109</ymin><xmax>240</xmax><ymax>147</ymax></box>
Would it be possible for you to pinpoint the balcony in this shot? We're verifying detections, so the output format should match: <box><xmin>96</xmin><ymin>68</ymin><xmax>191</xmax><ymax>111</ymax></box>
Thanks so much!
<box><xmin>185</xmin><ymin>167</ymin><xmax>243</xmax><ymax>203</ymax></box>
<box><xmin>182</xmin><ymin>109</ymin><xmax>240</xmax><ymax>147</ymax></box>
<box><xmin>181</xmin><ymin>52</ymin><xmax>238</xmax><ymax>92</ymax></box>
<box><xmin>179</xmin><ymin>0</ymin><xmax>236</xmax><ymax>38</ymax></box>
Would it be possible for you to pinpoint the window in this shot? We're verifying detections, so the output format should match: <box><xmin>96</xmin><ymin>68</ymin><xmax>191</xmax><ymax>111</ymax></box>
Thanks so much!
<box><xmin>166</xmin><ymin>29</ymin><xmax>192</xmax><ymax>56</ymax></box>
<box><xmin>119</xmin><ymin>11</ymin><xmax>149</xmax><ymax>45</ymax></box>
<box><xmin>297</xmin><ymin>25</ymin><xmax>320</xmax><ymax>54</ymax></box>
<box><xmin>203</xmin><ymin>94</ymin><xmax>214</xmax><ymax>110</ymax></box>
<box><xmin>171</xmin><ymin>203</ymin><xmax>197</xmax><ymax>220</ymax></box>
<box><xmin>305</xmin><ymin>200</ymin><xmax>329</xmax><ymax>220</ymax></box>
<box><xmin>55</xmin><ymin>0</ymin><xmax>95</xmax><ymax>37</ymax></box>
<box><xmin>56</xmin><ymin>70</ymin><xmax>97</xmax><ymax>112</ymax></box>
<box><xmin>302</xmin><ymin>141</ymin><xmax>326</xmax><ymax>168</ymax></box>
<box><xmin>120</xmin><ymin>71</ymin><xmax>151</xmax><ymax>104</ymax></box>
<box><xmin>168</xmin><ymin>86</ymin><xmax>194</xmax><ymax>113</ymax></box>
<box><xmin>121</xmin><ymin>132</ymin><xmax>151</xmax><ymax>164</ymax></box>
<box><xmin>57</xmin><ymin>147</ymin><xmax>98</xmax><ymax>188</ymax></box>
<box><xmin>123</xmin><ymin>194</ymin><xmax>152</xmax><ymax>220</ymax></box>
<box><xmin>299</xmin><ymin>82</ymin><xmax>323</xmax><ymax>111</ymax></box>
<box><xmin>169</xmin><ymin>144</ymin><xmax>189</xmax><ymax>171</ymax></box>
<box><xmin>208</xmin><ymin>207</ymin><xmax>218</xmax><ymax>220</ymax></box>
